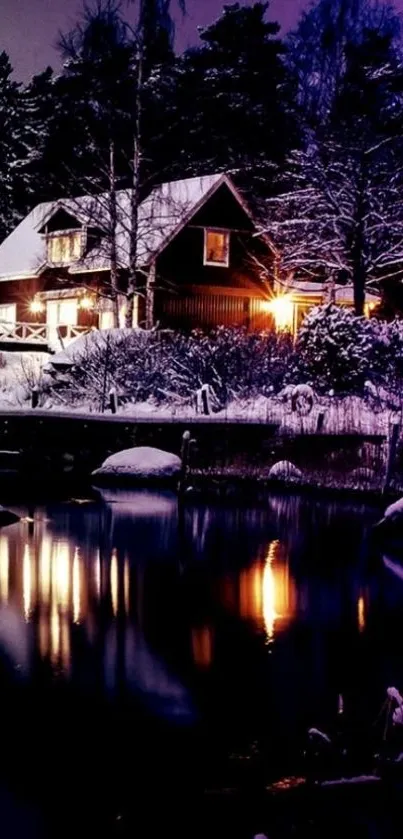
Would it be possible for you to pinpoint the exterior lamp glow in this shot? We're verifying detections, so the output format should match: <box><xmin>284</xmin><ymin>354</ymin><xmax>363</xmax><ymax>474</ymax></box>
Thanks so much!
<box><xmin>265</xmin><ymin>295</ymin><xmax>294</xmax><ymax>332</ymax></box>
<box><xmin>30</xmin><ymin>299</ymin><xmax>44</xmax><ymax>314</ymax></box>
<box><xmin>79</xmin><ymin>296</ymin><xmax>94</xmax><ymax>311</ymax></box>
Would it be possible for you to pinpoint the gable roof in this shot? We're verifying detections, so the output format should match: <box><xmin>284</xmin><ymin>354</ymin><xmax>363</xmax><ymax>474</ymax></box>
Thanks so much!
<box><xmin>0</xmin><ymin>173</ymin><xmax>260</xmax><ymax>281</ymax></box>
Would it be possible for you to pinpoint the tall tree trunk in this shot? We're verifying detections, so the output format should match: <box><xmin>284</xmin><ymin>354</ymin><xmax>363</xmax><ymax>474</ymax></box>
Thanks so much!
<box><xmin>109</xmin><ymin>139</ymin><xmax>119</xmax><ymax>328</ymax></box>
<box><xmin>324</xmin><ymin>275</ymin><xmax>336</xmax><ymax>304</ymax></box>
<box><xmin>126</xmin><ymin>43</ymin><xmax>143</xmax><ymax>328</ymax></box>
<box><xmin>352</xmin><ymin>170</ymin><xmax>366</xmax><ymax>317</ymax></box>
<box><xmin>353</xmin><ymin>261</ymin><xmax>366</xmax><ymax>316</ymax></box>
<box><xmin>145</xmin><ymin>260</ymin><xmax>156</xmax><ymax>329</ymax></box>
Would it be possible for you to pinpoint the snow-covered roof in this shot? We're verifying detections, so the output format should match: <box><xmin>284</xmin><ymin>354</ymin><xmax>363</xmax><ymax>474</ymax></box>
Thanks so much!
<box><xmin>283</xmin><ymin>279</ymin><xmax>379</xmax><ymax>306</ymax></box>
<box><xmin>0</xmin><ymin>173</ymin><xmax>236</xmax><ymax>281</ymax></box>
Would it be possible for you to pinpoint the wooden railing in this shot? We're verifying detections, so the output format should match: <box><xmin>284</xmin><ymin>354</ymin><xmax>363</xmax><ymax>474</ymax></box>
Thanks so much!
<box><xmin>0</xmin><ymin>322</ymin><xmax>91</xmax><ymax>345</ymax></box>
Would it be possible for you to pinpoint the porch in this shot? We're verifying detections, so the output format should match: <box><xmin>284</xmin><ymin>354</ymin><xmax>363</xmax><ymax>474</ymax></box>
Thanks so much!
<box><xmin>0</xmin><ymin>321</ymin><xmax>91</xmax><ymax>352</ymax></box>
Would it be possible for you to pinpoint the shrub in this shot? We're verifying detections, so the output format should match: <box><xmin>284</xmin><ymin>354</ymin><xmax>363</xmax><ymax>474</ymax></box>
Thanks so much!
<box><xmin>292</xmin><ymin>304</ymin><xmax>379</xmax><ymax>393</ymax></box>
<box><xmin>44</xmin><ymin>326</ymin><xmax>293</xmax><ymax>410</ymax></box>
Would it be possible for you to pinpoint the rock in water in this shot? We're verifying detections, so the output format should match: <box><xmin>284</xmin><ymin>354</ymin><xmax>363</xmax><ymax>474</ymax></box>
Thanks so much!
<box><xmin>374</xmin><ymin>497</ymin><xmax>403</xmax><ymax>533</ymax></box>
<box><xmin>269</xmin><ymin>460</ymin><xmax>302</xmax><ymax>481</ymax></box>
<box><xmin>92</xmin><ymin>446</ymin><xmax>182</xmax><ymax>486</ymax></box>
<box><xmin>0</xmin><ymin>507</ymin><xmax>20</xmax><ymax>528</ymax></box>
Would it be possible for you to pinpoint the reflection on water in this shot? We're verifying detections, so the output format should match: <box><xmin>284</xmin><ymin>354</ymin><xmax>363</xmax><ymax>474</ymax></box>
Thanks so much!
<box><xmin>230</xmin><ymin>539</ymin><xmax>296</xmax><ymax>642</ymax></box>
<box><xmin>0</xmin><ymin>494</ymin><xmax>302</xmax><ymax>682</ymax></box>
<box><xmin>191</xmin><ymin>626</ymin><xmax>214</xmax><ymax>669</ymax></box>
<box><xmin>0</xmin><ymin>489</ymin><xmax>399</xmax><ymax>770</ymax></box>
<box><xmin>357</xmin><ymin>593</ymin><xmax>366</xmax><ymax>632</ymax></box>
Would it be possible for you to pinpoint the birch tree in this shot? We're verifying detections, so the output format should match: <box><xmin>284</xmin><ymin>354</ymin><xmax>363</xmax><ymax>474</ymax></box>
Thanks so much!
<box><xmin>263</xmin><ymin>30</ymin><xmax>403</xmax><ymax>315</ymax></box>
<box><xmin>125</xmin><ymin>0</ymin><xmax>186</xmax><ymax>327</ymax></box>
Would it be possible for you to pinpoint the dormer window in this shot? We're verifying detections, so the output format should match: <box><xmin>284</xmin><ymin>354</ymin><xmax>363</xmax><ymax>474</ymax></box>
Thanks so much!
<box><xmin>47</xmin><ymin>231</ymin><xmax>82</xmax><ymax>265</ymax></box>
<box><xmin>204</xmin><ymin>229</ymin><xmax>230</xmax><ymax>267</ymax></box>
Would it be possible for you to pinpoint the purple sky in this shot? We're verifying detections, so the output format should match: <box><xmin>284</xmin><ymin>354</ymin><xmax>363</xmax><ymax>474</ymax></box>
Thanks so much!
<box><xmin>4</xmin><ymin>0</ymin><xmax>309</xmax><ymax>81</ymax></box>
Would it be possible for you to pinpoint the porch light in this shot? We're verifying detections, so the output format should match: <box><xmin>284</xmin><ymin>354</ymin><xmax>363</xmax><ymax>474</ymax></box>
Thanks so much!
<box><xmin>264</xmin><ymin>295</ymin><xmax>294</xmax><ymax>331</ymax></box>
<box><xmin>29</xmin><ymin>299</ymin><xmax>44</xmax><ymax>314</ymax></box>
<box><xmin>79</xmin><ymin>295</ymin><xmax>94</xmax><ymax>311</ymax></box>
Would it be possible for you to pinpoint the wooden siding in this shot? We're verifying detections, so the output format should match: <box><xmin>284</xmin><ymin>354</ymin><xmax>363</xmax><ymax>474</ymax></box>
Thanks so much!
<box><xmin>155</xmin><ymin>183</ymin><xmax>273</xmax><ymax>299</ymax></box>
<box><xmin>155</xmin><ymin>292</ymin><xmax>273</xmax><ymax>332</ymax></box>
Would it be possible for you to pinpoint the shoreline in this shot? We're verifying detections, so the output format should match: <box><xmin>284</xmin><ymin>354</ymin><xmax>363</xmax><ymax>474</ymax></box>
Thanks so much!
<box><xmin>0</xmin><ymin>409</ymin><xmax>396</xmax><ymax>500</ymax></box>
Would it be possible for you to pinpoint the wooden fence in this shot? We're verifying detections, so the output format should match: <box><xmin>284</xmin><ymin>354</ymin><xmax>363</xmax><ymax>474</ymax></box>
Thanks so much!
<box><xmin>0</xmin><ymin>322</ymin><xmax>90</xmax><ymax>346</ymax></box>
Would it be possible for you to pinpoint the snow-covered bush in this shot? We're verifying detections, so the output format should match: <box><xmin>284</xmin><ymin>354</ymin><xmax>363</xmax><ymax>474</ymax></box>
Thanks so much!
<box><xmin>292</xmin><ymin>304</ymin><xmax>379</xmax><ymax>393</ymax></box>
<box><xmin>166</xmin><ymin>327</ymin><xmax>293</xmax><ymax>407</ymax></box>
<box><xmin>44</xmin><ymin>327</ymin><xmax>293</xmax><ymax>410</ymax></box>
<box><xmin>383</xmin><ymin>318</ymin><xmax>403</xmax><ymax>385</ymax></box>
<box><xmin>45</xmin><ymin>329</ymin><xmax>173</xmax><ymax>409</ymax></box>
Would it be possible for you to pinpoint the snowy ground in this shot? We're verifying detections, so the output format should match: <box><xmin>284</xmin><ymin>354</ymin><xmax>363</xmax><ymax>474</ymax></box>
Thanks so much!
<box><xmin>0</xmin><ymin>351</ymin><xmax>50</xmax><ymax>408</ymax></box>
<box><xmin>0</xmin><ymin>350</ymin><xmax>396</xmax><ymax>435</ymax></box>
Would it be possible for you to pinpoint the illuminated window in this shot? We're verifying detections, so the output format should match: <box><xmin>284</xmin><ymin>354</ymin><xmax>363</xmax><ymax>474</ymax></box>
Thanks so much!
<box><xmin>204</xmin><ymin>229</ymin><xmax>230</xmax><ymax>267</ymax></box>
<box><xmin>46</xmin><ymin>299</ymin><xmax>78</xmax><ymax>327</ymax></box>
<box><xmin>47</xmin><ymin>232</ymin><xmax>82</xmax><ymax>265</ymax></box>
<box><xmin>0</xmin><ymin>303</ymin><xmax>16</xmax><ymax>324</ymax></box>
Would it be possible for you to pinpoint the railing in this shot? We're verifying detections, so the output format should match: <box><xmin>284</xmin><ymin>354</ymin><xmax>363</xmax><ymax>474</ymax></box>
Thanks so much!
<box><xmin>0</xmin><ymin>322</ymin><xmax>91</xmax><ymax>344</ymax></box>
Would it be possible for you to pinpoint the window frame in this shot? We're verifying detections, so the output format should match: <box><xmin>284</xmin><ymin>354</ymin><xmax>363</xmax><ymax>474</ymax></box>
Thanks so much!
<box><xmin>46</xmin><ymin>229</ymin><xmax>83</xmax><ymax>266</ymax></box>
<box><xmin>203</xmin><ymin>228</ymin><xmax>230</xmax><ymax>268</ymax></box>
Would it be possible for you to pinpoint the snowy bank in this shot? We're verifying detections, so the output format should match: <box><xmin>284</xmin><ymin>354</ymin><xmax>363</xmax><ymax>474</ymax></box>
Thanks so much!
<box><xmin>92</xmin><ymin>446</ymin><xmax>182</xmax><ymax>486</ymax></box>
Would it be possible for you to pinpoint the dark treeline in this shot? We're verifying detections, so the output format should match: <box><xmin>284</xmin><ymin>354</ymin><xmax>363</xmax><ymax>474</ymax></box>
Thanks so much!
<box><xmin>2</xmin><ymin>0</ymin><xmax>403</xmax><ymax>314</ymax></box>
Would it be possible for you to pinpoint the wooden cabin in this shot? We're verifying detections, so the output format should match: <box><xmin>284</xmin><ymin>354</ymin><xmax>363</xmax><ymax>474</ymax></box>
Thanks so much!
<box><xmin>0</xmin><ymin>173</ymin><xmax>378</xmax><ymax>350</ymax></box>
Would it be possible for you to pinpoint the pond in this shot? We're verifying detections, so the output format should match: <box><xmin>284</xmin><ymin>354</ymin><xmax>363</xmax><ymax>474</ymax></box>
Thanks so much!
<box><xmin>0</xmin><ymin>488</ymin><xmax>401</xmax><ymax>838</ymax></box>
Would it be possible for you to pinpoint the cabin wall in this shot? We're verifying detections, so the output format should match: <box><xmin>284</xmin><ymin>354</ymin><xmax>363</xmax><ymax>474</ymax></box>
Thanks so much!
<box><xmin>154</xmin><ymin>186</ymin><xmax>274</xmax><ymax>331</ymax></box>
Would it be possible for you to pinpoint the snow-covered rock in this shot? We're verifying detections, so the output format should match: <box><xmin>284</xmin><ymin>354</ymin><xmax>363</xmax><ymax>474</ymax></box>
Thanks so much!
<box><xmin>269</xmin><ymin>460</ymin><xmax>302</xmax><ymax>481</ymax></box>
<box><xmin>92</xmin><ymin>446</ymin><xmax>182</xmax><ymax>485</ymax></box>
<box><xmin>385</xmin><ymin>497</ymin><xmax>403</xmax><ymax>521</ymax></box>
<box><xmin>0</xmin><ymin>506</ymin><xmax>20</xmax><ymax>528</ymax></box>
<box><xmin>387</xmin><ymin>686</ymin><xmax>403</xmax><ymax>705</ymax></box>
<box><xmin>375</xmin><ymin>497</ymin><xmax>403</xmax><ymax>532</ymax></box>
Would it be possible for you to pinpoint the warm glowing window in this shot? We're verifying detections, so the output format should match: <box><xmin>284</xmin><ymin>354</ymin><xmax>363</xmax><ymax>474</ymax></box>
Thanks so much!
<box><xmin>204</xmin><ymin>229</ymin><xmax>230</xmax><ymax>267</ymax></box>
<box><xmin>0</xmin><ymin>304</ymin><xmax>16</xmax><ymax>324</ymax></box>
<box><xmin>47</xmin><ymin>232</ymin><xmax>82</xmax><ymax>265</ymax></box>
<box><xmin>46</xmin><ymin>299</ymin><xmax>78</xmax><ymax>327</ymax></box>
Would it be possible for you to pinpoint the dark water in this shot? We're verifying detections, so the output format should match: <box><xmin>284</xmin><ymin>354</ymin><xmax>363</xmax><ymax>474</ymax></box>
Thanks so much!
<box><xmin>0</xmin><ymin>489</ymin><xmax>401</xmax><ymax>837</ymax></box>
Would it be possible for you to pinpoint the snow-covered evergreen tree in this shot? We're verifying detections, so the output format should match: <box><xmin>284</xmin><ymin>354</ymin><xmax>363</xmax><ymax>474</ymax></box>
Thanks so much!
<box><xmin>165</xmin><ymin>2</ymin><xmax>296</xmax><ymax>197</ymax></box>
<box><xmin>287</xmin><ymin>0</ymin><xmax>402</xmax><ymax>126</ymax></box>
<box><xmin>0</xmin><ymin>52</ymin><xmax>52</xmax><ymax>240</ymax></box>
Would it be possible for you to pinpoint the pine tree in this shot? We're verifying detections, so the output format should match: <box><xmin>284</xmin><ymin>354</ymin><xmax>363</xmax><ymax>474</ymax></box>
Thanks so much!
<box><xmin>287</xmin><ymin>0</ymin><xmax>402</xmax><ymax>126</ymax></box>
<box><xmin>164</xmin><ymin>2</ymin><xmax>296</xmax><ymax>197</ymax></box>
<box><xmin>20</xmin><ymin>67</ymin><xmax>55</xmax><ymax>203</ymax></box>
<box><xmin>0</xmin><ymin>52</ymin><xmax>53</xmax><ymax>240</ymax></box>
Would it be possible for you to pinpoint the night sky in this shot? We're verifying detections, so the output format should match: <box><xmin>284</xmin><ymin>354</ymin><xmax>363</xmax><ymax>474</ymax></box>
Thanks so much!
<box><xmin>3</xmin><ymin>0</ymin><xmax>309</xmax><ymax>81</ymax></box>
